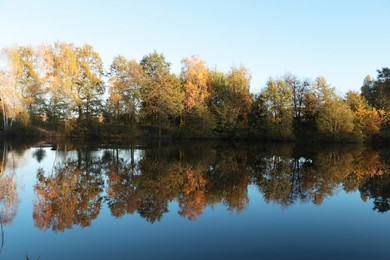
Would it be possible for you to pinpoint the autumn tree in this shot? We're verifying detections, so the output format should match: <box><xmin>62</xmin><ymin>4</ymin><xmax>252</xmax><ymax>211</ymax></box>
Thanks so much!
<box><xmin>0</xmin><ymin>48</ymin><xmax>28</xmax><ymax>130</ymax></box>
<box><xmin>181</xmin><ymin>55</ymin><xmax>211</xmax><ymax>110</ymax></box>
<box><xmin>317</xmin><ymin>99</ymin><xmax>355</xmax><ymax>139</ymax></box>
<box><xmin>259</xmin><ymin>77</ymin><xmax>294</xmax><ymax>139</ymax></box>
<box><xmin>107</xmin><ymin>56</ymin><xmax>142</xmax><ymax>124</ymax></box>
<box><xmin>180</xmin><ymin>55</ymin><xmax>215</xmax><ymax>135</ymax></box>
<box><xmin>302</xmin><ymin>77</ymin><xmax>335</xmax><ymax>122</ymax></box>
<box><xmin>209</xmin><ymin>66</ymin><xmax>252</xmax><ymax>137</ymax></box>
<box><xmin>283</xmin><ymin>74</ymin><xmax>310</xmax><ymax>122</ymax></box>
<box><xmin>139</xmin><ymin>52</ymin><xmax>184</xmax><ymax>136</ymax></box>
<box><xmin>72</xmin><ymin>45</ymin><xmax>105</xmax><ymax>123</ymax></box>
<box><xmin>346</xmin><ymin>91</ymin><xmax>383</xmax><ymax>138</ymax></box>
<box><xmin>361</xmin><ymin>69</ymin><xmax>390</xmax><ymax>139</ymax></box>
<box><xmin>299</xmin><ymin>77</ymin><xmax>356</xmax><ymax>140</ymax></box>
<box><xmin>7</xmin><ymin>46</ymin><xmax>45</xmax><ymax>123</ymax></box>
<box><xmin>35</xmin><ymin>43</ymin><xmax>73</xmax><ymax>130</ymax></box>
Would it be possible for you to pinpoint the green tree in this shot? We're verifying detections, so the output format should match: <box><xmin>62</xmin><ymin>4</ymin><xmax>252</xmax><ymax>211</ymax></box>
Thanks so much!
<box><xmin>139</xmin><ymin>51</ymin><xmax>183</xmax><ymax>136</ymax></box>
<box><xmin>317</xmin><ymin>99</ymin><xmax>355</xmax><ymax>139</ymax></box>
<box><xmin>209</xmin><ymin>66</ymin><xmax>252</xmax><ymax>137</ymax></box>
<box><xmin>361</xmin><ymin>68</ymin><xmax>390</xmax><ymax>111</ymax></box>
<box><xmin>259</xmin><ymin>77</ymin><xmax>294</xmax><ymax>139</ymax></box>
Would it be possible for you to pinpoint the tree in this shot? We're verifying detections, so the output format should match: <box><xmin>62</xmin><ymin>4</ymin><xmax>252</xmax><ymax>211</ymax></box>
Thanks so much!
<box><xmin>6</xmin><ymin>46</ymin><xmax>44</xmax><ymax>122</ymax></box>
<box><xmin>299</xmin><ymin>77</ymin><xmax>356</xmax><ymax>140</ymax></box>
<box><xmin>73</xmin><ymin>45</ymin><xmax>105</xmax><ymax>123</ymax></box>
<box><xmin>180</xmin><ymin>55</ymin><xmax>211</xmax><ymax>110</ymax></box>
<box><xmin>346</xmin><ymin>91</ymin><xmax>383</xmax><ymax>137</ymax></box>
<box><xmin>38</xmin><ymin>43</ymin><xmax>79</xmax><ymax>130</ymax></box>
<box><xmin>259</xmin><ymin>77</ymin><xmax>293</xmax><ymax>139</ymax></box>
<box><xmin>0</xmin><ymin>49</ymin><xmax>26</xmax><ymax>130</ymax></box>
<box><xmin>209</xmin><ymin>66</ymin><xmax>252</xmax><ymax>136</ymax></box>
<box><xmin>139</xmin><ymin>51</ymin><xmax>183</xmax><ymax>136</ymax></box>
<box><xmin>361</xmin><ymin>69</ymin><xmax>390</xmax><ymax>139</ymax></box>
<box><xmin>317</xmin><ymin>99</ymin><xmax>355</xmax><ymax>138</ymax></box>
<box><xmin>180</xmin><ymin>55</ymin><xmax>215</xmax><ymax>135</ymax></box>
<box><xmin>361</xmin><ymin>68</ymin><xmax>390</xmax><ymax>111</ymax></box>
<box><xmin>39</xmin><ymin>43</ymin><xmax>105</xmax><ymax>129</ymax></box>
<box><xmin>283</xmin><ymin>74</ymin><xmax>309</xmax><ymax>121</ymax></box>
<box><xmin>108</xmin><ymin>56</ymin><xmax>142</xmax><ymax>124</ymax></box>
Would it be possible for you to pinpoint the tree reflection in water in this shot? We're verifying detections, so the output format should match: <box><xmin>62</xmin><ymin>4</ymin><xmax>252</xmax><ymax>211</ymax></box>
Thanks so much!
<box><xmin>0</xmin><ymin>142</ymin><xmax>22</xmax><ymax>255</ymax></box>
<box><xmin>28</xmin><ymin>141</ymin><xmax>390</xmax><ymax>231</ymax></box>
<box><xmin>34</xmin><ymin>145</ymin><xmax>104</xmax><ymax>232</ymax></box>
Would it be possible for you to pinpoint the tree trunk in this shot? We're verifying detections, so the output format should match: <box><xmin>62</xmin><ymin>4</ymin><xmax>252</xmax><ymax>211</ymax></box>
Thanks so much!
<box><xmin>159</xmin><ymin>115</ymin><xmax>162</xmax><ymax>138</ymax></box>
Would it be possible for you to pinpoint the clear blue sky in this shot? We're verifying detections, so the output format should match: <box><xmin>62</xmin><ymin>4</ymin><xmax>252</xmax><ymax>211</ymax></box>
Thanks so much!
<box><xmin>1</xmin><ymin>0</ymin><xmax>389</xmax><ymax>94</ymax></box>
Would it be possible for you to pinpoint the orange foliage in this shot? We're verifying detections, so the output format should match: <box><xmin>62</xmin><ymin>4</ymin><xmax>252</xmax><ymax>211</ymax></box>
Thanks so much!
<box><xmin>179</xmin><ymin>168</ymin><xmax>208</xmax><ymax>221</ymax></box>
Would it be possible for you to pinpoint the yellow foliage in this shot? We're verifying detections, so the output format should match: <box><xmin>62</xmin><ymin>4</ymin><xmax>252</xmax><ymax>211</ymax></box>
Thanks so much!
<box><xmin>181</xmin><ymin>55</ymin><xmax>211</xmax><ymax>110</ymax></box>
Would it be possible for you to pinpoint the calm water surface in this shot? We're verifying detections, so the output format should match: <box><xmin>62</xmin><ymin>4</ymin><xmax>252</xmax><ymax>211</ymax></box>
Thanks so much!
<box><xmin>0</xmin><ymin>140</ymin><xmax>389</xmax><ymax>259</ymax></box>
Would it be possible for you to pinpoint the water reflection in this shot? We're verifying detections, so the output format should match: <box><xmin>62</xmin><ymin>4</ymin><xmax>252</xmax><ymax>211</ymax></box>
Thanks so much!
<box><xmin>34</xmin><ymin>145</ymin><xmax>104</xmax><ymax>231</ymax></box>
<box><xmin>2</xmin><ymin>141</ymin><xmax>389</xmax><ymax>233</ymax></box>
<box><xmin>0</xmin><ymin>142</ymin><xmax>22</xmax><ymax>254</ymax></box>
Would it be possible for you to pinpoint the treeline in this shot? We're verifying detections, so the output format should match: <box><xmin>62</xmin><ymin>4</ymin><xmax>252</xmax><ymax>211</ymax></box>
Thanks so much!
<box><xmin>0</xmin><ymin>42</ymin><xmax>388</xmax><ymax>141</ymax></box>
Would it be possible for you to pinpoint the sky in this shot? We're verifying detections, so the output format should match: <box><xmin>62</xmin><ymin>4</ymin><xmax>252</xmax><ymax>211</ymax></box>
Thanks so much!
<box><xmin>0</xmin><ymin>0</ymin><xmax>389</xmax><ymax>94</ymax></box>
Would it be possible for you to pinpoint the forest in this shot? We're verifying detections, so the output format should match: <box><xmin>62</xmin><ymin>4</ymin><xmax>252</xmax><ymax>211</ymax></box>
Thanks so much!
<box><xmin>0</xmin><ymin>42</ymin><xmax>389</xmax><ymax>142</ymax></box>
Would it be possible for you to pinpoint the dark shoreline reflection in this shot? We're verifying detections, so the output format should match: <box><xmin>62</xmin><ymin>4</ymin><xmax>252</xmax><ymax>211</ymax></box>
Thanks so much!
<box><xmin>1</xmin><ymin>141</ymin><xmax>385</xmax><ymax>232</ymax></box>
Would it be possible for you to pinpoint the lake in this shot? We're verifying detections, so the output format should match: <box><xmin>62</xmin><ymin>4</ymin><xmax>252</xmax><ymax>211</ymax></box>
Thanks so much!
<box><xmin>0</xmin><ymin>140</ymin><xmax>389</xmax><ymax>259</ymax></box>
